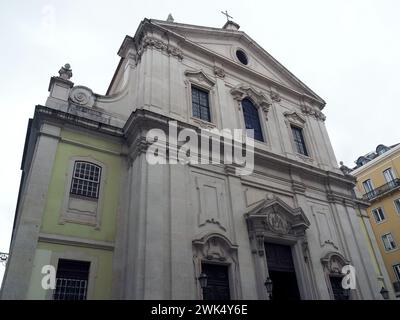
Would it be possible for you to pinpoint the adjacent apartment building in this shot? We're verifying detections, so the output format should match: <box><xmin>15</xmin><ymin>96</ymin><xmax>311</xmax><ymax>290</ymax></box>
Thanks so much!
<box><xmin>352</xmin><ymin>144</ymin><xmax>400</xmax><ymax>297</ymax></box>
<box><xmin>0</xmin><ymin>17</ymin><xmax>393</xmax><ymax>300</ymax></box>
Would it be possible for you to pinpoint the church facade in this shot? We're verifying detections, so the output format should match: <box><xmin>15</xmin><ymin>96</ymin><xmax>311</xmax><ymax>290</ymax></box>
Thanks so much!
<box><xmin>0</xmin><ymin>17</ymin><xmax>394</xmax><ymax>300</ymax></box>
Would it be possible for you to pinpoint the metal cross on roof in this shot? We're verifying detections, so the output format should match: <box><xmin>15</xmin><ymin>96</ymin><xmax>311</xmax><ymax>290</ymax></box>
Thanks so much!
<box><xmin>221</xmin><ymin>10</ymin><xmax>233</xmax><ymax>22</ymax></box>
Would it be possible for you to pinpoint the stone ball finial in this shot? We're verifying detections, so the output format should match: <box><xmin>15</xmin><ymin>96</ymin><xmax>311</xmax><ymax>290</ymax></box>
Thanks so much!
<box><xmin>58</xmin><ymin>63</ymin><xmax>73</xmax><ymax>80</ymax></box>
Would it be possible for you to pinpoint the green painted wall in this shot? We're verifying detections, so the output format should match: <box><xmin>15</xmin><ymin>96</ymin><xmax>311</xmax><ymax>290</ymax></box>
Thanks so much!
<box><xmin>28</xmin><ymin>129</ymin><xmax>122</xmax><ymax>299</ymax></box>
<box><xmin>41</xmin><ymin>129</ymin><xmax>122</xmax><ymax>242</ymax></box>
<box><xmin>27</xmin><ymin>243</ymin><xmax>113</xmax><ymax>300</ymax></box>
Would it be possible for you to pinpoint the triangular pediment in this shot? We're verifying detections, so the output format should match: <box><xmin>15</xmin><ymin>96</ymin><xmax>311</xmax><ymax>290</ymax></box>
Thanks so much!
<box><xmin>149</xmin><ymin>19</ymin><xmax>325</xmax><ymax>106</ymax></box>
<box><xmin>245</xmin><ymin>197</ymin><xmax>310</xmax><ymax>236</ymax></box>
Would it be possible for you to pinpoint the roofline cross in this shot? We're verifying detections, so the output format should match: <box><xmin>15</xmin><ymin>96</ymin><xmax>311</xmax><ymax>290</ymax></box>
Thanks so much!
<box><xmin>221</xmin><ymin>10</ymin><xmax>233</xmax><ymax>22</ymax></box>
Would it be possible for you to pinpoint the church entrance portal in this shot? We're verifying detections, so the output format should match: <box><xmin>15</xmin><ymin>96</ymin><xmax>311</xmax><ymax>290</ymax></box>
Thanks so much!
<box><xmin>265</xmin><ymin>242</ymin><xmax>300</xmax><ymax>300</ymax></box>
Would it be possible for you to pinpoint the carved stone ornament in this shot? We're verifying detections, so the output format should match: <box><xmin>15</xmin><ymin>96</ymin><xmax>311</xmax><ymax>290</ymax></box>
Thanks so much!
<box><xmin>58</xmin><ymin>63</ymin><xmax>73</xmax><ymax>80</ymax></box>
<box><xmin>265</xmin><ymin>211</ymin><xmax>290</xmax><ymax>235</ymax></box>
<box><xmin>69</xmin><ymin>86</ymin><xmax>95</xmax><ymax>107</ymax></box>
<box><xmin>137</xmin><ymin>36</ymin><xmax>183</xmax><ymax>62</ymax></box>
<box><xmin>185</xmin><ymin>69</ymin><xmax>216</xmax><ymax>87</ymax></box>
<box><xmin>166</xmin><ymin>13</ymin><xmax>174</xmax><ymax>22</ymax></box>
<box><xmin>284</xmin><ymin>111</ymin><xmax>306</xmax><ymax>127</ymax></box>
<box><xmin>193</xmin><ymin>233</ymin><xmax>238</xmax><ymax>262</ymax></box>
<box><xmin>245</xmin><ymin>196</ymin><xmax>310</xmax><ymax>238</ymax></box>
<box><xmin>339</xmin><ymin>161</ymin><xmax>352</xmax><ymax>175</ymax></box>
<box><xmin>270</xmin><ymin>91</ymin><xmax>281</xmax><ymax>102</ymax></box>
<box><xmin>230</xmin><ymin>84</ymin><xmax>272</xmax><ymax>119</ymax></box>
<box><xmin>321</xmin><ymin>252</ymin><xmax>350</xmax><ymax>275</ymax></box>
<box><xmin>301</xmin><ymin>104</ymin><xmax>326</xmax><ymax>122</ymax></box>
<box><xmin>214</xmin><ymin>66</ymin><xmax>226</xmax><ymax>78</ymax></box>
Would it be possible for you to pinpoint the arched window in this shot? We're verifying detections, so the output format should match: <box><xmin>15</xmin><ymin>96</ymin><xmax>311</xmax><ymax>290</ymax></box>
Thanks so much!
<box><xmin>242</xmin><ymin>98</ymin><xmax>263</xmax><ymax>142</ymax></box>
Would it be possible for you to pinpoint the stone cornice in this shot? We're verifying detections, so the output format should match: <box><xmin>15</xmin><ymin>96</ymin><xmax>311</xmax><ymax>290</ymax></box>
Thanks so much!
<box><xmin>34</xmin><ymin>105</ymin><xmax>124</xmax><ymax>138</ymax></box>
<box><xmin>36</xmin><ymin>105</ymin><xmax>356</xmax><ymax>189</ymax></box>
<box><xmin>123</xmin><ymin>110</ymin><xmax>358</xmax><ymax>188</ymax></box>
<box><xmin>39</xmin><ymin>233</ymin><xmax>114</xmax><ymax>251</ymax></box>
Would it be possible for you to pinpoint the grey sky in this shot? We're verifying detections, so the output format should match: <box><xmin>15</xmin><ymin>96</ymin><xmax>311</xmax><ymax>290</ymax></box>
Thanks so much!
<box><xmin>1</xmin><ymin>0</ymin><xmax>399</xmax><ymax>283</ymax></box>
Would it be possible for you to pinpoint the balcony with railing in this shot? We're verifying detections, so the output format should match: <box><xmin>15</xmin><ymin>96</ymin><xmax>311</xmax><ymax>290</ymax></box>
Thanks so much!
<box><xmin>362</xmin><ymin>179</ymin><xmax>400</xmax><ymax>202</ymax></box>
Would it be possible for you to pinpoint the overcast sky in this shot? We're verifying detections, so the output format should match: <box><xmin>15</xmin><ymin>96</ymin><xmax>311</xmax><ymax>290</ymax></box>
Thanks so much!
<box><xmin>1</xmin><ymin>0</ymin><xmax>399</xmax><ymax>284</ymax></box>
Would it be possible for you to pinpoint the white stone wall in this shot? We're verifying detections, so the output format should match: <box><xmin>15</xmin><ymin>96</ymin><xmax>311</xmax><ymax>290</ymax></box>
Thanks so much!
<box><xmin>3</xmin><ymin>19</ymin><xmax>393</xmax><ymax>300</ymax></box>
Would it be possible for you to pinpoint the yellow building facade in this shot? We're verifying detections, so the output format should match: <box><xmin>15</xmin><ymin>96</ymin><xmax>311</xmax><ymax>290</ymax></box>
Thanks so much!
<box><xmin>352</xmin><ymin>144</ymin><xmax>400</xmax><ymax>297</ymax></box>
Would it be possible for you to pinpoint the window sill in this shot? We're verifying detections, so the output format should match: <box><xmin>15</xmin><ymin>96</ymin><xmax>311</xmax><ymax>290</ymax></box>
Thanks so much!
<box><xmin>383</xmin><ymin>247</ymin><xmax>399</xmax><ymax>253</ymax></box>
<box><xmin>70</xmin><ymin>194</ymin><xmax>99</xmax><ymax>202</ymax></box>
<box><xmin>295</xmin><ymin>153</ymin><xmax>314</xmax><ymax>163</ymax></box>
<box><xmin>190</xmin><ymin>117</ymin><xmax>216</xmax><ymax>130</ymax></box>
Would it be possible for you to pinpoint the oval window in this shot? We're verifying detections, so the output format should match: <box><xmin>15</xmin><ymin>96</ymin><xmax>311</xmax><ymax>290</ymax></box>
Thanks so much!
<box><xmin>236</xmin><ymin>49</ymin><xmax>248</xmax><ymax>65</ymax></box>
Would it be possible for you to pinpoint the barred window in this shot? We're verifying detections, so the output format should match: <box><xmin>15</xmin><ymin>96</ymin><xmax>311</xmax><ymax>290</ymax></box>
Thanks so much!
<box><xmin>70</xmin><ymin>161</ymin><xmax>101</xmax><ymax>199</ymax></box>
<box><xmin>53</xmin><ymin>259</ymin><xmax>90</xmax><ymax>300</ymax></box>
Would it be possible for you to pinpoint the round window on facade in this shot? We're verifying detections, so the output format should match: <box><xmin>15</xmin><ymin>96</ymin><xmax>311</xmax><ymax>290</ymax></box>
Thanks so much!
<box><xmin>236</xmin><ymin>49</ymin><xmax>248</xmax><ymax>65</ymax></box>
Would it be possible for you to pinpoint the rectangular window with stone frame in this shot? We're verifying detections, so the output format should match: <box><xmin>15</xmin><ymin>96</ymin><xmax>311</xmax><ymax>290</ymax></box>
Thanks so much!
<box><xmin>191</xmin><ymin>85</ymin><xmax>211</xmax><ymax>122</ymax></box>
<box><xmin>53</xmin><ymin>259</ymin><xmax>90</xmax><ymax>300</ymax></box>
<box><xmin>70</xmin><ymin>161</ymin><xmax>102</xmax><ymax>199</ymax></box>
<box><xmin>394</xmin><ymin>264</ymin><xmax>400</xmax><ymax>281</ymax></box>
<box><xmin>394</xmin><ymin>198</ymin><xmax>400</xmax><ymax>214</ymax></box>
<box><xmin>291</xmin><ymin>125</ymin><xmax>308</xmax><ymax>156</ymax></box>
<box><xmin>382</xmin><ymin>233</ymin><xmax>397</xmax><ymax>251</ymax></box>
<box><xmin>372</xmin><ymin>207</ymin><xmax>386</xmax><ymax>223</ymax></box>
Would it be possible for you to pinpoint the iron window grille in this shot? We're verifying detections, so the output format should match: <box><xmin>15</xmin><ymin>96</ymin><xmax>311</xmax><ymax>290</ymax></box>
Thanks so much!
<box><xmin>291</xmin><ymin>126</ymin><xmax>308</xmax><ymax>156</ymax></box>
<box><xmin>242</xmin><ymin>98</ymin><xmax>264</xmax><ymax>142</ymax></box>
<box><xmin>191</xmin><ymin>86</ymin><xmax>211</xmax><ymax>122</ymax></box>
<box><xmin>70</xmin><ymin>161</ymin><xmax>101</xmax><ymax>199</ymax></box>
<box><xmin>53</xmin><ymin>259</ymin><xmax>90</xmax><ymax>300</ymax></box>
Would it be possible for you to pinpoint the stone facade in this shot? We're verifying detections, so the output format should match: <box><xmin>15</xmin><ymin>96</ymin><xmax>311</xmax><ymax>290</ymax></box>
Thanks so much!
<box><xmin>0</xmin><ymin>18</ymin><xmax>394</xmax><ymax>299</ymax></box>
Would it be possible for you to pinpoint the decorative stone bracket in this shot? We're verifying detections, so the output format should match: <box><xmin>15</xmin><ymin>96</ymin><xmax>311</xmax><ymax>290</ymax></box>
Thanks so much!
<box><xmin>137</xmin><ymin>36</ymin><xmax>183</xmax><ymax>62</ymax></box>
<box><xmin>301</xmin><ymin>104</ymin><xmax>326</xmax><ymax>122</ymax></box>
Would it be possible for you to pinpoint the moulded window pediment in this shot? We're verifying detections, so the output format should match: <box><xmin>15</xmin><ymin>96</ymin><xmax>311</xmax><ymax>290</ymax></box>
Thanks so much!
<box><xmin>184</xmin><ymin>69</ymin><xmax>216</xmax><ymax>87</ymax></box>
